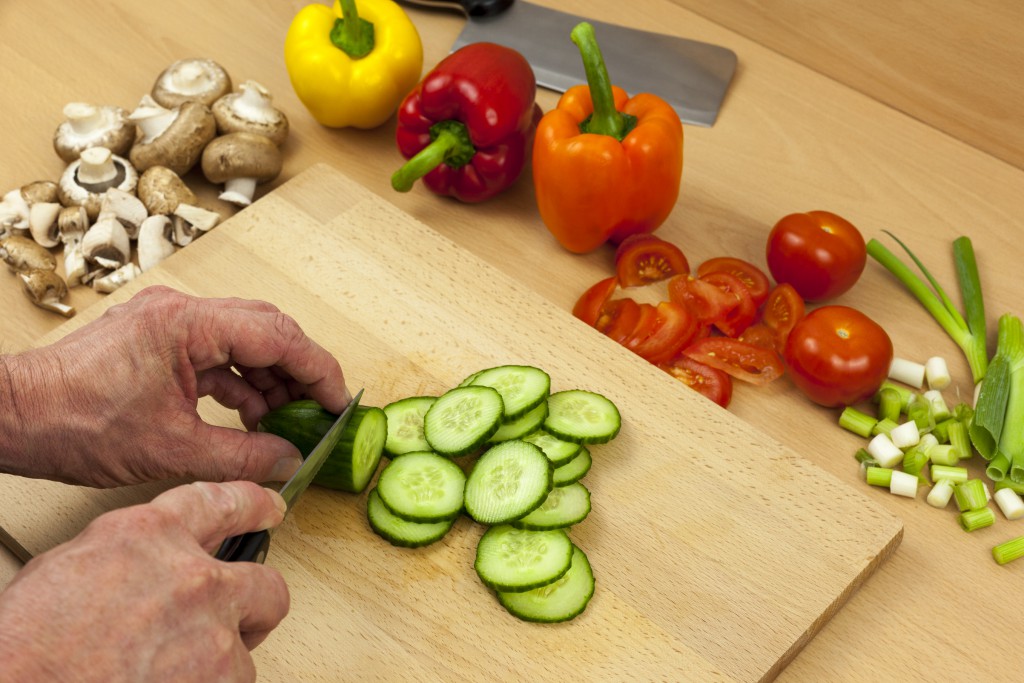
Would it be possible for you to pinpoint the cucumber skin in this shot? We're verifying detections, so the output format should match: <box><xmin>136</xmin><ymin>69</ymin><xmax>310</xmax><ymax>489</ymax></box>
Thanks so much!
<box><xmin>257</xmin><ymin>399</ymin><xmax>385</xmax><ymax>493</ymax></box>
<box><xmin>497</xmin><ymin>545</ymin><xmax>595</xmax><ymax>623</ymax></box>
<box><xmin>367</xmin><ymin>488</ymin><xmax>455</xmax><ymax>548</ymax></box>
<box><xmin>474</xmin><ymin>526</ymin><xmax>573</xmax><ymax>593</ymax></box>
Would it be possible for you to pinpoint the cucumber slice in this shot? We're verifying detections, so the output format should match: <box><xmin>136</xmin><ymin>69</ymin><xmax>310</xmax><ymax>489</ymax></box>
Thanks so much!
<box><xmin>497</xmin><ymin>545</ymin><xmax>595</xmax><ymax>622</ymax></box>
<box><xmin>382</xmin><ymin>396</ymin><xmax>436</xmax><ymax>457</ymax></box>
<box><xmin>543</xmin><ymin>389</ymin><xmax>621</xmax><ymax>444</ymax></box>
<box><xmin>487</xmin><ymin>400</ymin><xmax>548</xmax><ymax>444</ymax></box>
<box><xmin>367</xmin><ymin>487</ymin><xmax>455</xmax><ymax>548</ymax></box>
<box><xmin>464</xmin><ymin>440</ymin><xmax>553</xmax><ymax>524</ymax></box>
<box><xmin>511</xmin><ymin>482</ymin><xmax>591</xmax><ymax>530</ymax></box>
<box><xmin>521</xmin><ymin>430</ymin><xmax>582</xmax><ymax>467</ymax></box>
<box><xmin>474</xmin><ymin>525</ymin><xmax>573</xmax><ymax>592</ymax></box>
<box><xmin>552</xmin><ymin>446</ymin><xmax>592</xmax><ymax>486</ymax></box>
<box><xmin>376</xmin><ymin>451</ymin><xmax>466</xmax><ymax>523</ymax></box>
<box><xmin>468</xmin><ymin>365</ymin><xmax>551</xmax><ymax>421</ymax></box>
<box><xmin>423</xmin><ymin>386</ymin><xmax>504</xmax><ymax>456</ymax></box>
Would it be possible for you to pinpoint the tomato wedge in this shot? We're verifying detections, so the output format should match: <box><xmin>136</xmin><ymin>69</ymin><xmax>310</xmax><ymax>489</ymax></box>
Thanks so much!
<box><xmin>667</xmin><ymin>275</ymin><xmax>738</xmax><ymax>324</ymax></box>
<box><xmin>699</xmin><ymin>272</ymin><xmax>757</xmax><ymax>337</ymax></box>
<box><xmin>682</xmin><ymin>337</ymin><xmax>785</xmax><ymax>386</ymax></box>
<box><xmin>572</xmin><ymin>276</ymin><xmax>617</xmax><ymax>326</ymax></box>
<box><xmin>737</xmin><ymin>323</ymin><xmax>780</xmax><ymax>351</ymax></box>
<box><xmin>625</xmin><ymin>301</ymin><xmax>697</xmax><ymax>364</ymax></box>
<box><xmin>761</xmin><ymin>283</ymin><xmax>805</xmax><ymax>348</ymax></box>
<box><xmin>697</xmin><ymin>256</ymin><xmax>771</xmax><ymax>307</ymax></box>
<box><xmin>615</xmin><ymin>234</ymin><xmax>690</xmax><ymax>287</ymax></box>
<box><xmin>657</xmin><ymin>355</ymin><xmax>733</xmax><ymax>408</ymax></box>
<box><xmin>594</xmin><ymin>297</ymin><xmax>642</xmax><ymax>344</ymax></box>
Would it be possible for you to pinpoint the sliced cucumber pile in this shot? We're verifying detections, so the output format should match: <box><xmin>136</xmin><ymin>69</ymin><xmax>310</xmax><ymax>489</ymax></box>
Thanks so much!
<box><xmin>367</xmin><ymin>364</ymin><xmax>619</xmax><ymax>623</ymax></box>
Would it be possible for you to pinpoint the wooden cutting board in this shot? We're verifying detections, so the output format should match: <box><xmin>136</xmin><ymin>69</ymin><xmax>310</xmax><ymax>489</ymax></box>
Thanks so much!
<box><xmin>0</xmin><ymin>164</ymin><xmax>901</xmax><ymax>682</ymax></box>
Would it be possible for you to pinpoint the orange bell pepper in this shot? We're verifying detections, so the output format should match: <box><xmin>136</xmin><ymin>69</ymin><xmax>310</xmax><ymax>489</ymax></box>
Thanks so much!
<box><xmin>533</xmin><ymin>22</ymin><xmax>684</xmax><ymax>254</ymax></box>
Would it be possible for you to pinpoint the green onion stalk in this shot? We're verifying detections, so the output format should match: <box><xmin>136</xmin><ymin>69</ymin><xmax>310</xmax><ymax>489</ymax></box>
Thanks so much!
<box><xmin>991</xmin><ymin>315</ymin><xmax>1024</xmax><ymax>483</ymax></box>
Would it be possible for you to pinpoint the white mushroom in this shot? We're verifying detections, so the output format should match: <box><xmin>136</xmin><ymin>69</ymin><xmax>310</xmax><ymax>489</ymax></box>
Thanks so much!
<box><xmin>92</xmin><ymin>262</ymin><xmax>142</xmax><ymax>293</ymax></box>
<box><xmin>128</xmin><ymin>95</ymin><xmax>217</xmax><ymax>176</ymax></box>
<box><xmin>99</xmin><ymin>188</ymin><xmax>148</xmax><ymax>239</ymax></box>
<box><xmin>1</xmin><ymin>235</ymin><xmax>57</xmax><ymax>272</ymax></box>
<box><xmin>53</xmin><ymin>103</ymin><xmax>135</xmax><ymax>163</ymax></box>
<box><xmin>0</xmin><ymin>191</ymin><xmax>29</xmax><ymax>237</ymax></box>
<box><xmin>81</xmin><ymin>207</ymin><xmax>131</xmax><ymax>269</ymax></box>
<box><xmin>212</xmin><ymin>80</ymin><xmax>289</xmax><ymax>146</ymax></box>
<box><xmin>200</xmin><ymin>132</ymin><xmax>282</xmax><ymax>206</ymax></box>
<box><xmin>151</xmin><ymin>58</ymin><xmax>232</xmax><ymax>109</ymax></box>
<box><xmin>58</xmin><ymin>146</ymin><xmax>139</xmax><ymax>221</ymax></box>
<box><xmin>137</xmin><ymin>215</ymin><xmax>176</xmax><ymax>271</ymax></box>
<box><xmin>57</xmin><ymin>205</ymin><xmax>89</xmax><ymax>247</ymax></box>
<box><xmin>171</xmin><ymin>203</ymin><xmax>221</xmax><ymax>246</ymax></box>
<box><xmin>28</xmin><ymin>202</ymin><xmax>62</xmax><ymax>248</ymax></box>
<box><xmin>137</xmin><ymin>165</ymin><xmax>197</xmax><ymax>215</ymax></box>
<box><xmin>19</xmin><ymin>268</ymin><xmax>75</xmax><ymax>317</ymax></box>
<box><xmin>63</xmin><ymin>243</ymin><xmax>87</xmax><ymax>287</ymax></box>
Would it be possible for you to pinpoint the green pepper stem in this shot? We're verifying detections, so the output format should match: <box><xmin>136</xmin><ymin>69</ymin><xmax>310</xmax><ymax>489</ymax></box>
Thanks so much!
<box><xmin>331</xmin><ymin>0</ymin><xmax>375</xmax><ymax>59</ymax></box>
<box><xmin>391</xmin><ymin>121</ymin><xmax>476</xmax><ymax>192</ymax></box>
<box><xmin>570</xmin><ymin>22</ymin><xmax>633</xmax><ymax>140</ymax></box>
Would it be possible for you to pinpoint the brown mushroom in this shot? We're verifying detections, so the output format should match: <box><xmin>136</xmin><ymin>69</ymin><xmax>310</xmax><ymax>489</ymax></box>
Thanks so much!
<box><xmin>151</xmin><ymin>58</ymin><xmax>232</xmax><ymax>109</ymax></box>
<box><xmin>19</xmin><ymin>268</ymin><xmax>75</xmax><ymax>317</ymax></box>
<box><xmin>137</xmin><ymin>166</ymin><xmax>197</xmax><ymax>215</ymax></box>
<box><xmin>0</xmin><ymin>235</ymin><xmax>57</xmax><ymax>272</ymax></box>
<box><xmin>58</xmin><ymin>147</ymin><xmax>139</xmax><ymax>221</ymax></box>
<box><xmin>129</xmin><ymin>96</ymin><xmax>217</xmax><ymax>176</ymax></box>
<box><xmin>53</xmin><ymin>103</ymin><xmax>135</xmax><ymax>163</ymax></box>
<box><xmin>200</xmin><ymin>132</ymin><xmax>282</xmax><ymax>207</ymax></box>
<box><xmin>212</xmin><ymin>80</ymin><xmax>289</xmax><ymax>146</ymax></box>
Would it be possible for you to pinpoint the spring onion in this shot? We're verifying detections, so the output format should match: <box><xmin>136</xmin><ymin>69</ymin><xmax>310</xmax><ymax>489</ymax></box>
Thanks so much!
<box><xmin>906</xmin><ymin>397</ymin><xmax>935</xmax><ymax>433</ymax></box>
<box><xmin>928</xmin><ymin>444</ymin><xmax>960</xmax><ymax>467</ymax></box>
<box><xmin>925</xmin><ymin>356</ymin><xmax>952</xmax><ymax>390</ymax></box>
<box><xmin>902</xmin><ymin>447</ymin><xmax>930</xmax><ymax>483</ymax></box>
<box><xmin>930</xmin><ymin>465</ymin><xmax>968</xmax><ymax>484</ymax></box>
<box><xmin>877</xmin><ymin>387</ymin><xmax>903</xmax><ymax>423</ymax></box>
<box><xmin>872</xmin><ymin>418</ymin><xmax>899</xmax><ymax>438</ymax></box>
<box><xmin>917</xmin><ymin>432</ymin><xmax>939</xmax><ymax>454</ymax></box>
<box><xmin>854</xmin><ymin>448</ymin><xmax>878</xmax><ymax>467</ymax></box>
<box><xmin>889</xmin><ymin>357</ymin><xmax>926</xmax><ymax>388</ymax></box>
<box><xmin>866</xmin><ymin>466</ymin><xmax>893</xmax><ymax>487</ymax></box>
<box><xmin>927</xmin><ymin>480</ymin><xmax>955</xmax><ymax>508</ymax></box>
<box><xmin>954</xmin><ymin>479</ymin><xmax>988</xmax><ymax>512</ymax></box>
<box><xmin>958</xmin><ymin>507</ymin><xmax>995</xmax><ymax>532</ymax></box>
<box><xmin>839</xmin><ymin>407</ymin><xmax>878</xmax><ymax>438</ymax></box>
<box><xmin>890</xmin><ymin>420</ymin><xmax>920</xmax><ymax>449</ymax></box>
<box><xmin>875</xmin><ymin>381</ymin><xmax>914</xmax><ymax>411</ymax></box>
<box><xmin>992</xmin><ymin>536</ymin><xmax>1024</xmax><ymax>565</ymax></box>
<box><xmin>922</xmin><ymin>390</ymin><xmax>951</xmax><ymax>422</ymax></box>
<box><xmin>993</xmin><ymin>488</ymin><xmax>1024</xmax><ymax>520</ymax></box>
<box><xmin>995</xmin><ymin>479</ymin><xmax>1024</xmax><ymax>495</ymax></box>
<box><xmin>867</xmin><ymin>433</ymin><xmax>903</xmax><ymax>468</ymax></box>
<box><xmin>986</xmin><ymin>452</ymin><xmax>1011</xmax><ymax>482</ymax></box>
<box><xmin>889</xmin><ymin>470</ymin><xmax>919</xmax><ymax>498</ymax></box>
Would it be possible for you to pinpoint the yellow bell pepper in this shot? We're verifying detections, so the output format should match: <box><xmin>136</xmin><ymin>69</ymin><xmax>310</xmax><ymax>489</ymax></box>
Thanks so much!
<box><xmin>284</xmin><ymin>0</ymin><xmax>423</xmax><ymax>129</ymax></box>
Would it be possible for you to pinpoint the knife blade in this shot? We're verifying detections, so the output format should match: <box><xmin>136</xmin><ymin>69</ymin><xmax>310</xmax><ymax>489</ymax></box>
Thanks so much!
<box><xmin>214</xmin><ymin>389</ymin><xmax>364</xmax><ymax>563</ymax></box>
<box><xmin>398</xmin><ymin>0</ymin><xmax>737</xmax><ymax>127</ymax></box>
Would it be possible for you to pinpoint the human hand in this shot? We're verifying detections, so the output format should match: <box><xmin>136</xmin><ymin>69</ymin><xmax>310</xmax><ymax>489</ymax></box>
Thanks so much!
<box><xmin>0</xmin><ymin>481</ymin><xmax>289</xmax><ymax>683</ymax></box>
<box><xmin>0</xmin><ymin>285</ymin><xmax>350</xmax><ymax>487</ymax></box>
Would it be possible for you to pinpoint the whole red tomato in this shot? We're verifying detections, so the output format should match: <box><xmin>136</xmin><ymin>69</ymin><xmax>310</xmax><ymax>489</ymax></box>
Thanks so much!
<box><xmin>766</xmin><ymin>211</ymin><xmax>866</xmax><ymax>301</ymax></box>
<box><xmin>783</xmin><ymin>305</ymin><xmax>893</xmax><ymax>408</ymax></box>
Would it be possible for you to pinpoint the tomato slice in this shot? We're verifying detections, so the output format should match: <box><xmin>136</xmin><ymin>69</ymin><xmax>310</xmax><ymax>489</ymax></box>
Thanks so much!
<box><xmin>697</xmin><ymin>257</ymin><xmax>771</xmax><ymax>306</ymax></box>
<box><xmin>737</xmin><ymin>323</ymin><xmax>780</xmax><ymax>351</ymax></box>
<box><xmin>667</xmin><ymin>275</ymin><xmax>738</xmax><ymax>324</ymax></box>
<box><xmin>699</xmin><ymin>272</ymin><xmax>757</xmax><ymax>337</ymax></box>
<box><xmin>625</xmin><ymin>301</ymin><xmax>697</xmax><ymax>364</ymax></box>
<box><xmin>761</xmin><ymin>283</ymin><xmax>805</xmax><ymax>348</ymax></box>
<box><xmin>594</xmin><ymin>297</ymin><xmax>642</xmax><ymax>344</ymax></box>
<box><xmin>682</xmin><ymin>337</ymin><xmax>785</xmax><ymax>386</ymax></box>
<box><xmin>572</xmin><ymin>276</ymin><xmax>618</xmax><ymax>326</ymax></box>
<box><xmin>615</xmin><ymin>234</ymin><xmax>690</xmax><ymax>287</ymax></box>
<box><xmin>657</xmin><ymin>355</ymin><xmax>733</xmax><ymax>408</ymax></box>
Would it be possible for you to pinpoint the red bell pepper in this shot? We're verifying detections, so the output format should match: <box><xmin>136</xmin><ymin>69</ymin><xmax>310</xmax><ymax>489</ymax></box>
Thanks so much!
<box><xmin>391</xmin><ymin>42</ymin><xmax>542</xmax><ymax>203</ymax></box>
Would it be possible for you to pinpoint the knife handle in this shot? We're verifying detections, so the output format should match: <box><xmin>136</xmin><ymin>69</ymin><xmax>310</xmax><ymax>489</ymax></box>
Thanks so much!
<box><xmin>396</xmin><ymin>0</ymin><xmax>513</xmax><ymax>18</ymax></box>
<box><xmin>214</xmin><ymin>529</ymin><xmax>270</xmax><ymax>564</ymax></box>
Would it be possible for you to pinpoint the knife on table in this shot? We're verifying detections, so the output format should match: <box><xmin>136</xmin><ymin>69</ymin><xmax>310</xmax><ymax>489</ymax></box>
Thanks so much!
<box><xmin>214</xmin><ymin>389</ymin><xmax>364</xmax><ymax>564</ymax></box>
<box><xmin>397</xmin><ymin>0</ymin><xmax>737</xmax><ymax>127</ymax></box>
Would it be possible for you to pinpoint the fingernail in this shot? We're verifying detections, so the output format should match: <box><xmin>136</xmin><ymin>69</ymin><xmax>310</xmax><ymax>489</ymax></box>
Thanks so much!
<box><xmin>342</xmin><ymin>385</ymin><xmax>353</xmax><ymax>405</ymax></box>
<box><xmin>268</xmin><ymin>490</ymin><xmax>288</xmax><ymax>517</ymax></box>
<box><xmin>269</xmin><ymin>456</ymin><xmax>302</xmax><ymax>482</ymax></box>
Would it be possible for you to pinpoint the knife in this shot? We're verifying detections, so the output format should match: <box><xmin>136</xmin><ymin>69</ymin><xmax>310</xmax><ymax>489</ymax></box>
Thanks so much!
<box><xmin>214</xmin><ymin>389</ymin><xmax>364</xmax><ymax>564</ymax></box>
<box><xmin>397</xmin><ymin>0</ymin><xmax>737</xmax><ymax>127</ymax></box>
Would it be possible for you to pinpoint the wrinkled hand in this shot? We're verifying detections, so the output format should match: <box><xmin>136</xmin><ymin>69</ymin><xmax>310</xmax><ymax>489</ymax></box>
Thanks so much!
<box><xmin>1</xmin><ymin>285</ymin><xmax>350</xmax><ymax>486</ymax></box>
<box><xmin>0</xmin><ymin>481</ymin><xmax>289</xmax><ymax>683</ymax></box>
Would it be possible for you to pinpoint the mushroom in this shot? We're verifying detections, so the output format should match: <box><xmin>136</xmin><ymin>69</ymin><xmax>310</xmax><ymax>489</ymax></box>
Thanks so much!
<box><xmin>99</xmin><ymin>188</ymin><xmax>148</xmax><ymax>239</ymax></box>
<box><xmin>28</xmin><ymin>202</ymin><xmax>62</xmax><ymax>248</ymax></box>
<box><xmin>137</xmin><ymin>215</ymin><xmax>176</xmax><ymax>271</ymax></box>
<box><xmin>57</xmin><ymin>205</ymin><xmax>89</xmax><ymax>247</ymax></box>
<box><xmin>21</xmin><ymin>181</ymin><xmax>60</xmax><ymax>206</ymax></box>
<box><xmin>137</xmin><ymin>166</ymin><xmax>197</xmax><ymax>215</ymax></box>
<box><xmin>212</xmin><ymin>80</ymin><xmax>289</xmax><ymax>146</ymax></box>
<box><xmin>93</xmin><ymin>263</ymin><xmax>142</xmax><ymax>293</ymax></box>
<box><xmin>81</xmin><ymin>207</ymin><xmax>131</xmax><ymax>269</ymax></box>
<box><xmin>53</xmin><ymin>103</ymin><xmax>135</xmax><ymax>163</ymax></box>
<box><xmin>0</xmin><ymin>181</ymin><xmax>58</xmax><ymax>237</ymax></box>
<box><xmin>128</xmin><ymin>95</ymin><xmax>217</xmax><ymax>176</ymax></box>
<box><xmin>64</xmin><ymin>243</ymin><xmax>87</xmax><ymax>287</ymax></box>
<box><xmin>58</xmin><ymin>146</ymin><xmax>139</xmax><ymax>221</ymax></box>
<box><xmin>151</xmin><ymin>58</ymin><xmax>232</xmax><ymax>109</ymax></box>
<box><xmin>200</xmin><ymin>132</ymin><xmax>282</xmax><ymax>207</ymax></box>
<box><xmin>171</xmin><ymin>203</ymin><xmax>221</xmax><ymax>246</ymax></box>
<box><xmin>0</xmin><ymin>235</ymin><xmax>57</xmax><ymax>272</ymax></box>
<box><xmin>19</xmin><ymin>268</ymin><xmax>75</xmax><ymax>317</ymax></box>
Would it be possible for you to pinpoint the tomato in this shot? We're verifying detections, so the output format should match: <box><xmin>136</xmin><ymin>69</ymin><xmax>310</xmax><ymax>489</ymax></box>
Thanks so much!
<box><xmin>625</xmin><ymin>301</ymin><xmax>697</xmax><ymax>364</ymax></box>
<box><xmin>761</xmin><ymin>283</ymin><xmax>805</xmax><ymax>348</ymax></box>
<box><xmin>737</xmin><ymin>323</ymin><xmax>780</xmax><ymax>351</ymax></box>
<box><xmin>667</xmin><ymin>275</ymin><xmax>738</xmax><ymax>325</ymax></box>
<box><xmin>697</xmin><ymin>257</ymin><xmax>771</xmax><ymax>307</ymax></box>
<box><xmin>765</xmin><ymin>211</ymin><xmax>866</xmax><ymax>301</ymax></box>
<box><xmin>783</xmin><ymin>305</ymin><xmax>893</xmax><ymax>408</ymax></box>
<box><xmin>699</xmin><ymin>272</ymin><xmax>757</xmax><ymax>337</ymax></box>
<box><xmin>615</xmin><ymin>234</ymin><xmax>690</xmax><ymax>287</ymax></box>
<box><xmin>572</xmin><ymin>276</ymin><xmax>618</xmax><ymax>326</ymax></box>
<box><xmin>682</xmin><ymin>337</ymin><xmax>785</xmax><ymax>386</ymax></box>
<box><xmin>657</xmin><ymin>355</ymin><xmax>733</xmax><ymax>408</ymax></box>
<box><xmin>594</xmin><ymin>298</ymin><xmax>641</xmax><ymax>344</ymax></box>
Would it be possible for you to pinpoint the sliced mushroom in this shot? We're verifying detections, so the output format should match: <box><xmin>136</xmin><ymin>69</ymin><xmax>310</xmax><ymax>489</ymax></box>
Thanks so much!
<box><xmin>171</xmin><ymin>203</ymin><xmax>221</xmax><ymax>246</ymax></box>
<box><xmin>4</xmin><ymin>180</ymin><xmax>63</xmax><ymax>240</ymax></box>
<box><xmin>137</xmin><ymin>215</ymin><xmax>176</xmax><ymax>271</ymax></box>
<box><xmin>81</xmin><ymin>209</ymin><xmax>131</xmax><ymax>269</ymax></box>
<box><xmin>129</xmin><ymin>96</ymin><xmax>217</xmax><ymax>176</ymax></box>
<box><xmin>28</xmin><ymin>202</ymin><xmax>62</xmax><ymax>248</ymax></box>
<box><xmin>93</xmin><ymin>262</ymin><xmax>142</xmax><ymax>293</ymax></box>
<box><xmin>63</xmin><ymin>242</ymin><xmax>88</xmax><ymax>287</ymax></box>
<box><xmin>1</xmin><ymin>235</ymin><xmax>57</xmax><ymax>272</ymax></box>
<box><xmin>58</xmin><ymin>205</ymin><xmax>89</xmax><ymax>247</ymax></box>
<box><xmin>151</xmin><ymin>58</ymin><xmax>232</xmax><ymax>109</ymax></box>
<box><xmin>53</xmin><ymin>103</ymin><xmax>135</xmax><ymax>163</ymax></box>
<box><xmin>212</xmin><ymin>80</ymin><xmax>289</xmax><ymax>146</ymax></box>
<box><xmin>19</xmin><ymin>268</ymin><xmax>75</xmax><ymax>317</ymax></box>
<box><xmin>99</xmin><ymin>188</ymin><xmax>148</xmax><ymax>239</ymax></box>
<box><xmin>58</xmin><ymin>147</ymin><xmax>139</xmax><ymax>221</ymax></box>
<box><xmin>200</xmin><ymin>132</ymin><xmax>282</xmax><ymax>207</ymax></box>
<box><xmin>21</xmin><ymin>181</ymin><xmax>60</xmax><ymax>206</ymax></box>
<box><xmin>137</xmin><ymin>165</ymin><xmax>197</xmax><ymax>215</ymax></box>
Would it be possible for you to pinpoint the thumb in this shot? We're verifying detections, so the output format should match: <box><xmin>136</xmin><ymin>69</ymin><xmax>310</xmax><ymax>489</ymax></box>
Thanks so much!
<box><xmin>190</xmin><ymin>424</ymin><xmax>304</xmax><ymax>484</ymax></box>
<box><xmin>151</xmin><ymin>481</ymin><xmax>286</xmax><ymax>552</ymax></box>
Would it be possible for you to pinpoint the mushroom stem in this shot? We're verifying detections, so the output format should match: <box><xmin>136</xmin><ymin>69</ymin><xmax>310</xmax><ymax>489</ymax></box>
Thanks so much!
<box><xmin>130</xmin><ymin>96</ymin><xmax>180</xmax><ymax>144</ymax></box>
<box><xmin>64</xmin><ymin>103</ymin><xmax>105</xmax><ymax>136</ymax></box>
<box><xmin>77</xmin><ymin>147</ymin><xmax>118</xmax><ymax>185</ymax></box>
<box><xmin>219</xmin><ymin>177</ymin><xmax>257</xmax><ymax>206</ymax></box>
<box><xmin>19</xmin><ymin>269</ymin><xmax>75</xmax><ymax>317</ymax></box>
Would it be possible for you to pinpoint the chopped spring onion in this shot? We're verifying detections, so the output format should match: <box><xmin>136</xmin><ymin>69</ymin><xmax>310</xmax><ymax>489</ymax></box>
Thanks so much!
<box><xmin>928</xmin><ymin>444</ymin><xmax>960</xmax><ymax>467</ymax></box>
<box><xmin>866</xmin><ymin>466</ymin><xmax>893</xmax><ymax>488</ymax></box>
<box><xmin>922</xmin><ymin>389</ymin><xmax>951</xmax><ymax>422</ymax></box>
<box><xmin>875</xmin><ymin>381</ymin><xmax>914</xmax><ymax>411</ymax></box>
<box><xmin>996</xmin><ymin>317</ymin><xmax>1024</xmax><ymax>484</ymax></box>
<box><xmin>889</xmin><ymin>357</ymin><xmax>926</xmax><ymax>388</ymax></box>
<box><xmin>902</xmin><ymin>447</ymin><xmax>930</xmax><ymax>482</ymax></box>
<box><xmin>918</xmin><ymin>432</ymin><xmax>940</xmax><ymax>454</ymax></box>
<box><xmin>992</xmin><ymin>536</ymin><xmax>1024</xmax><ymax>565</ymax></box>
<box><xmin>994</xmin><ymin>488</ymin><xmax>1024</xmax><ymax>520</ymax></box>
<box><xmin>877</xmin><ymin>386</ymin><xmax>903</xmax><ymax>423</ymax></box>
<box><xmin>867</xmin><ymin>433</ymin><xmax>903</xmax><ymax>468</ymax></box>
<box><xmin>970</xmin><ymin>354</ymin><xmax>1010</xmax><ymax>460</ymax></box>
<box><xmin>872</xmin><ymin>418</ymin><xmax>899</xmax><ymax>438</ymax></box>
<box><xmin>930</xmin><ymin>464</ymin><xmax>968</xmax><ymax>484</ymax></box>
<box><xmin>889</xmin><ymin>470</ymin><xmax>919</xmax><ymax>498</ymax></box>
<box><xmin>947</xmin><ymin>420</ymin><xmax>971</xmax><ymax>459</ymax></box>
<box><xmin>907</xmin><ymin>396</ymin><xmax>935</xmax><ymax>433</ymax></box>
<box><xmin>854</xmin><ymin>448</ymin><xmax>878</xmax><ymax>467</ymax></box>
<box><xmin>890</xmin><ymin>420</ymin><xmax>921</xmax><ymax>449</ymax></box>
<box><xmin>954</xmin><ymin>479</ymin><xmax>988</xmax><ymax>512</ymax></box>
<box><xmin>927</xmin><ymin>479</ymin><xmax>955</xmax><ymax>508</ymax></box>
<box><xmin>995</xmin><ymin>479</ymin><xmax>1024</xmax><ymax>495</ymax></box>
<box><xmin>986</xmin><ymin>452</ymin><xmax>1011</xmax><ymax>482</ymax></box>
<box><xmin>958</xmin><ymin>507</ymin><xmax>995</xmax><ymax>532</ymax></box>
<box><xmin>839</xmin><ymin>407</ymin><xmax>878</xmax><ymax>438</ymax></box>
<box><xmin>925</xmin><ymin>356</ymin><xmax>952</xmax><ymax>390</ymax></box>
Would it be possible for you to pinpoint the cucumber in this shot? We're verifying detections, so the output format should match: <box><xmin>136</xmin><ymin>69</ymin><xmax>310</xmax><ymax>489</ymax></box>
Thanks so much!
<box><xmin>487</xmin><ymin>400</ymin><xmax>548</xmax><ymax>444</ymax></box>
<box><xmin>468</xmin><ymin>365</ymin><xmax>551</xmax><ymax>421</ymax></box>
<box><xmin>257</xmin><ymin>399</ymin><xmax>386</xmax><ymax>493</ymax></box>
<box><xmin>496</xmin><ymin>545</ymin><xmax>595</xmax><ymax>623</ymax></box>
<box><xmin>521</xmin><ymin>429</ymin><xmax>582</xmax><ymax>467</ymax></box>
<box><xmin>474</xmin><ymin>525</ymin><xmax>573</xmax><ymax>592</ymax></box>
<box><xmin>423</xmin><ymin>385</ymin><xmax>504</xmax><ymax>456</ymax></box>
<box><xmin>511</xmin><ymin>482</ymin><xmax>591</xmax><ymax>530</ymax></box>
<box><xmin>382</xmin><ymin>396</ymin><xmax>436</xmax><ymax>457</ymax></box>
<box><xmin>552</xmin><ymin>446</ymin><xmax>592</xmax><ymax>486</ymax></box>
<box><xmin>543</xmin><ymin>389</ymin><xmax>621</xmax><ymax>444</ymax></box>
<box><xmin>367</xmin><ymin>487</ymin><xmax>455</xmax><ymax>548</ymax></box>
<box><xmin>376</xmin><ymin>451</ymin><xmax>466</xmax><ymax>523</ymax></box>
<box><xmin>463</xmin><ymin>440</ymin><xmax>553</xmax><ymax>524</ymax></box>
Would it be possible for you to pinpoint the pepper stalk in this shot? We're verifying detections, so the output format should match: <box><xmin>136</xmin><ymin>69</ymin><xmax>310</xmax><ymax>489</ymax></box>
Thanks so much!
<box><xmin>332</xmin><ymin>0</ymin><xmax>375</xmax><ymax>59</ymax></box>
<box><xmin>570</xmin><ymin>22</ymin><xmax>636</xmax><ymax>141</ymax></box>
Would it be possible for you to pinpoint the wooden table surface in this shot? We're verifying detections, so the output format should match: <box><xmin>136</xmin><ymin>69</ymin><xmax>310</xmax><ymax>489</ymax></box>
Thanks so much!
<box><xmin>1</xmin><ymin>1</ymin><xmax>1022</xmax><ymax>680</ymax></box>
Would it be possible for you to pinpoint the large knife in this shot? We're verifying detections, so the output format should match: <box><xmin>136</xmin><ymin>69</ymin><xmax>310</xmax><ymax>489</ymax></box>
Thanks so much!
<box><xmin>398</xmin><ymin>0</ymin><xmax>737</xmax><ymax>127</ymax></box>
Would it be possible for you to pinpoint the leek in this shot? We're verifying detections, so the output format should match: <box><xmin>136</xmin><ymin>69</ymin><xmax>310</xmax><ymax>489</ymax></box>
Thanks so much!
<box><xmin>992</xmin><ymin>536</ymin><xmax>1024</xmax><ymax>565</ymax></box>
